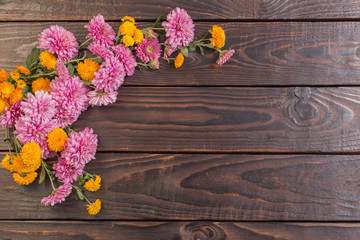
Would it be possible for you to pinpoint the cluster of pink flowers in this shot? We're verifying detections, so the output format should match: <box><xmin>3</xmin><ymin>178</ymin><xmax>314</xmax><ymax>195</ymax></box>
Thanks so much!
<box><xmin>0</xmin><ymin>7</ymin><xmax>235</xmax><ymax>214</ymax></box>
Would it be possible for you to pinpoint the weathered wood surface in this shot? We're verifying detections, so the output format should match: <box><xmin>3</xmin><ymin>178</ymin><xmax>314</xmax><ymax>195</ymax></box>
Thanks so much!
<box><xmin>3</xmin><ymin>22</ymin><xmax>360</xmax><ymax>86</ymax></box>
<box><xmin>1</xmin><ymin>221</ymin><xmax>360</xmax><ymax>240</ymax></box>
<box><xmin>2</xmin><ymin>87</ymin><xmax>360</xmax><ymax>153</ymax></box>
<box><xmin>70</xmin><ymin>87</ymin><xmax>360</xmax><ymax>153</ymax></box>
<box><xmin>2</xmin><ymin>153</ymin><xmax>360</xmax><ymax>220</ymax></box>
<box><xmin>2</xmin><ymin>0</ymin><xmax>360</xmax><ymax>21</ymax></box>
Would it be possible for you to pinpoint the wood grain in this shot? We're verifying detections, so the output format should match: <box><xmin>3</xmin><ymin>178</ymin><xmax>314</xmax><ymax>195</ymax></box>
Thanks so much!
<box><xmin>1</xmin><ymin>221</ymin><xmax>360</xmax><ymax>240</ymax></box>
<box><xmin>2</xmin><ymin>0</ymin><xmax>360</xmax><ymax>21</ymax></box>
<box><xmin>3</xmin><ymin>22</ymin><xmax>360</xmax><ymax>86</ymax></box>
<box><xmin>72</xmin><ymin>87</ymin><xmax>360</xmax><ymax>153</ymax></box>
<box><xmin>2</xmin><ymin>153</ymin><xmax>360</xmax><ymax>220</ymax></box>
<box><xmin>2</xmin><ymin>86</ymin><xmax>360</xmax><ymax>153</ymax></box>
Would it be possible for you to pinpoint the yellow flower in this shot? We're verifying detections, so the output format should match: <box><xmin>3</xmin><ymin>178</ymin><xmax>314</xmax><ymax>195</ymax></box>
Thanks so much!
<box><xmin>39</xmin><ymin>50</ymin><xmax>57</xmax><ymax>70</ymax></box>
<box><xmin>133</xmin><ymin>29</ymin><xmax>144</xmax><ymax>44</ymax></box>
<box><xmin>9</xmin><ymin>88</ymin><xmax>23</xmax><ymax>105</ymax></box>
<box><xmin>13</xmin><ymin>172</ymin><xmax>37</xmax><ymax>185</ymax></box>
<box><xmin>87</xmin><ymin>199</ymin><xmax>101</xmax><ymax>215</ymax></box>
<box><xmin>83</xmin><ymin>175</ymin><xmax>101</xmax><ymax>192</ymax></box>
<box><xmin>0</xmin><ymin>69</ymin><xmax>8</xmax><ymax>82</ymax></box>
<box><xmin>32</xmin><ymin>77</ymin><xmax>51</xmax><ymax>93</ymax></box>
<box><xmin>10</xmin><ymin>70</ymin><xmax>19</xmax><ymax>81</ymax></box>
<box><xmin>209</xmin><ymin>25</ymin><xmax>225</xmax><ymax>49</ymax></box>
<box><xmin>0</xmin><ymin>81</ymin><xmax>15</xmax><ymax>99</ymax></box>
<box><xmin>120</xmin><ymin>21</ymin><xmax>136</xmax><ymax>36</ymax></box>
<box><xmin>11</xmin><ymin>154</ymin><xmax>40</xmax><ymax>173</ymax></box>
<box><xmin>21</xmin><ymin>142</ymin><xmax>42</xmax><ymax>167</ymax></box>
<box><xmin>0</xmin><ymin>97</ymin><xmax>9</xmax><ymax>113</ymax></box>
<box><xmin>175</xmin><ymin>52</ymin><xmax>184</xmax><ymax>68</ymax></box>
<box><xmin>2</xmin><ymin>154</ymin><xmax>14</xmax><ymax>172</ymax></box>
<box><xmin>121</xmin><ymin>16</ymin><xmax>135</xmax><ymax>23</ymax></box>
<box><xmin>47</xmin><ymin>128</ymin><xmax>68</xmax><ymax>152</ymax></box>
<box><xmin>123</xmin><ymin>34</ymin><xmax>135</xmax><ymax>47</ymax></box>
<box><xmin>16</xmin><ymin>66</ymin><xmax>30</xmax><ymax>75</ymax></box>
<box><xmin>77</xmin><ymin>59</ymin><xmax>100</xmax><ymax>81</ymax></box>
<box><xmin>16</xmin><ymin>80</ymin><xmax>26</xmax><ymax>89</ymax></box>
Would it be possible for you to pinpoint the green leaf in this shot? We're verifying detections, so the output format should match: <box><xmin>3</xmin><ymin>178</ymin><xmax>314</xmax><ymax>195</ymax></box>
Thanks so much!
<box><xmin>26</xmin><ymin>47</ymin><xmax>40</xmax><ymax>69</ymax></box>
<box><xmin>74</xmin><ymin>190</ymin><xmax>84</xmax><ymax>201</ymax></box>
<box><xmin>181</xmin><ymin>47</ymin><xmax>189</xmax><ymax>57</ymax></box>
<box><xmin>188</xmin><ymin>43</ymin><xmax>196</xmax><ymax>52</ymax></box>
<box><xmin>198</xmin><ymin>46</ymin><xmax>204</xmax><ymax>56</ymax></box>
<box><xmin>150</xmin><ymin>15</ymin><xmax>164</xmax><ymax>28</ymax></box>
<box><xmin>115</xmin><ymin>36</ymin><xmax>121</xmax><ymax>45</ymax></box>
<box><xmin>67</xmin><ymin>64</ymin><xmax>75</xmax><ymax>77</ymax></box>
<box><xmin>39</xmin><ymin>165</ymin><xmax>46</xmax><ymax>184</ymax></box>
<box><xmin>22</xmin><ymin>85</ymin><xmax>30</xmax><ymax>96</ymax></box>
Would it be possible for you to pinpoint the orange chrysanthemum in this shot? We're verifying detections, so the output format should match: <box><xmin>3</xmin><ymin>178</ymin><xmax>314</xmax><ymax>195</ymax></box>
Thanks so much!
<box><xmin>32</xmin><ymin>77</ymin><xmax>51</xmax><ymax>93</ymax></box>
<box><xmin>9</xmin><ymin>88</ymin><xmax>23</xmax><ymax>105</ymax></box>
<box><xmin>16</xmin><ymin>80</ymin><xmax>26</xmax><ymax>89</ymax></box>
<box><xmin>83</xmin><ymin>175</ymin><xmax>101</xmax><ymax>192</ymax></box>
<box><xmin>0</xmin><ymin>97</ymin><xmax>9</xmax><ymax>113</ymax></box>
<box><xmin>47</xmin><ymin>128</ymin><xmax>68</xmax><ymax>152</ymax></box>
<box><xmin>175</xmin><ymin>52</ymin><xmax>184</xmax><ymax>68</ymax></box>
<box><xmin>13</xmin><ymin>172</ymin><xmax>37</xmax><ymax>185</ymax></box>
<box><xmin>0</xmin><ymin>81</ymin><xmax>15</xmax><ymax>99</ymax></box>
<box><xmin>39</xmin><ymin>50</ymin><xmax>57</xmax><ymax>70</ymax></box>
<box><xmin>16</xmin><ymin>66</ymin><xmax>30</xmax><ymax>75</ymax></box>
<box><xmin>209</xmin><ymin>25</ymin><xmax>225</xmax><ymax>49</ymax></box>
<box><xmin>77</xmin><ymin>59</ymin><xmax>100</xmax><ymax>81</ymax></box>
<box><xmin>87</xmin><ymin>199</ymin><xmax>101</xmax><ymax>215</ymax></box>
<box><xmin>0</xmin><ymin>69</ymin><xmax>8</xmax><ymax>82</ymax></box>
<box><xmin>10</xmin><ymin>70</ymin><xmax>19</xmax><ymax>81</ymax></box>
<box><xmin>133</xmin><ymin>29</ymin><xmax>144</xmax><ymax>44</ymax></box>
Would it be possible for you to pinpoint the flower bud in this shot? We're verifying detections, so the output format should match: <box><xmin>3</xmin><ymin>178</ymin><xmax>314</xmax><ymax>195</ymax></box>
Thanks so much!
<box><xmin>145</xmin><ymin>29</ymin><xmax>158</xmax><ymax>40</ymax></box>
<box><xmin>163</xmin><ymin>45</ymin><xmax>176</xmax><ymax>58</ymax></box>
<box><xmin>149</xmin><ymin>58</ymin><xmax>160</xmax><ymax>69</ymax></box>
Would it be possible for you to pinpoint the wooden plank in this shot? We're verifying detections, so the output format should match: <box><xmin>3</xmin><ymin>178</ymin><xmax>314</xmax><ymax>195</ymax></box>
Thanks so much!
<box><xmin>2</xmin><ymin>86</ymin><xmax>360</xmax><ymax>153</ymax></box>
<box><xmin>2</xmin><ymin>0</ymin><xmax>360</xmax><ymax>21</ymax></box>
<box><xmin>1</xmin><ymin>221</ymin><xmax>360</xmax><ymax>240</ymax></box>
<box><xmin>72</xmin><ymin>87</ymin><xmax>360</xmax><ymax>153</ymax></box>
<box><xmin>1</xmin><ymin>153</ymin><xmax>360</xmax><ymax>220</ymax></box>
<box><xmin>2</xmin><ymin>21</ymin><xmax>360</xmax><ymax>86</ymax></box>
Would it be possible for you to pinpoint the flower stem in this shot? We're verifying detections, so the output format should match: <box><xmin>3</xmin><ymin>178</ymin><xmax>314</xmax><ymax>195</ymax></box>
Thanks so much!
<box><xmin>78</xmin><ymin>37</ymin><xmax>93</xmax><ymax>49</ymax></box>
<box><xmin>5</xmin><ymin>128</ymin><xmax>12</xmax><ymax>155</ymax></box>
<box><xmin>42</xmin><ymin>161</ymin><xmax>56</xmax><ymax>191</ymax></box>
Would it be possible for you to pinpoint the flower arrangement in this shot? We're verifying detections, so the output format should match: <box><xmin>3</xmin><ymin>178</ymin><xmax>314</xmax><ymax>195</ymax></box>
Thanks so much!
<box><xmin>0</xmin><ymin>8</ymin><xmax>234</xmax><ymax>215</ymax></box>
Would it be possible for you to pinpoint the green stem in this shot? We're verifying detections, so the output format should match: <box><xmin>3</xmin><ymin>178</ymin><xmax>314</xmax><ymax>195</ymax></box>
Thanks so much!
<box><xmin>78</xmin><ymin>37</ymin><xmax>93</xmax><ymax>49</ymax></box>
<box><xmin>42</xmin><ymin>161</ymin><xmax>56</xmax><ymax>191</ymax></box>
<box><xmin>5</xmin><ymin>128</ymin><xmax>12</xmax><ymax>154</ymax></box>
<box><xmin>72</xmin><ymin>184</ymin><xmax>91</xmax><ymax>204</ymax></box>
<box><xmin>150</xmin><ymin>27</ymin><xmax>165</xmax><ymax>31</ymax></box>
<box><xmin>12</xmin><ymin>131</ymin><xmax>22</xmax><ymax>153</ymax></box>
<box><xmin>65</xmin><ymin>52</ymin><xmax>88</xmax><ymax>64</ymax></box>
<box><xmin>25</xmin><ymin>70</ymin><xmax>57</xmax><ymax>80</ymax></box>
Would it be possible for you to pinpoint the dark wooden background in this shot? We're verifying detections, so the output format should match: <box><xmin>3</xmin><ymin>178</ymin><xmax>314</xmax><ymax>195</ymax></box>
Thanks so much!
<box><xmin>2</xmin><ymin>1</ymin><xmax>360</xmax><ymax>239</ymax></box>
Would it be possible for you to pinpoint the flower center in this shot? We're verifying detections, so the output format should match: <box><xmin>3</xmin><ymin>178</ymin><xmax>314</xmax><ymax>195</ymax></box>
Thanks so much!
<box><xmin>146</xmin><ymin>46</ymin><xmax>153</xmax><ymax>53</ymax></box>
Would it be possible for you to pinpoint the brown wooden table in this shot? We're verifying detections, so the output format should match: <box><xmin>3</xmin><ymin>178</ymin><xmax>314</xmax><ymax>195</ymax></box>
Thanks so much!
<box><xmin>2</xmin><ymin>1</ymin><xmax>360</xmax><ymax>239</ymax></box>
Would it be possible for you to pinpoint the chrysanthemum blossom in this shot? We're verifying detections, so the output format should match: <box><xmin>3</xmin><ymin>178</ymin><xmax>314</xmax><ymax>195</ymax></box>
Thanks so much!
<box><xmin>135</xmin><ymin>38</ymin><xmax>162</xmax><ymax>63</ymax></box>
<box><xmin>53</xmin><ymin>158</ymin><xmax>84</xmax><ymax>183</ymax></box>
<box><xmin>14</xmin><ymin>116</ymin><xmax>56</xmax><ymax>159</ymax></box>
<box><xmin>162</xmin><ymin>7</ymin><xmax>195</xmax><ymax>49</ymax></box>
<box><xmin>41</xmin><ymin>183</ymin><xmax>72</xmax><ymax>206</ymax></box>
<box><xmin>88</xmin><ymin>43</ymin><xmax>113</xmax><ymax>59</ymax></box>
<box><xmin>0</xmin><ymin>100</ymin><xmax>22</xmax><ymax>128</ymax></box>
<box><xmin>92</xmin><ymin>55</ymin><xmax>125</xmax><ymax>92</ymax></box>
<box><xmin>85</xmin><ymin>14</ymin><xmax>116</xmax><ymax>48</ymax></box>
<box><xmin>21</xmin><ymin>90</ymin><xmax>56</xmax><ymax>122</ymax></box>
<box><xmin>112</xmin><ymin>44</ymin><xmax>137</xmax><ymax>76</ymax></box>
<box><xmin>61</xmin><ymin>128</ymin><xmax>98</xmax><ymax>169</ymax></box>
<box><xmin>216</xmin><ymin>49</ymin><xmax>235</xmax><ymax>65</ymax></box>
<box><xmin>38</xmin><ymin>25</ymin><xmax>78</xmax><ymax>62</ymax></box>
<box><xmin>87</xmin><ymin>90</ymin><xmax>118</xmax><ymax>106</ymax></box>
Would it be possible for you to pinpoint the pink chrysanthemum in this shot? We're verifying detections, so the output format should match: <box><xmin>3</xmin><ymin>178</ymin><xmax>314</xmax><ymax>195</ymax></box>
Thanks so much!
<box><xmin>61</xmin><ymin>128</ymin><xmax>98</xmax><ymax>169</ymax></box>
<box><xmin>85</xmin><ymin>14</ymin><xmax>116</xmax><ymax>48</ymax></box>
<box><xmin>14</xmin><ymin>116</ymin><xmax>56</xmax><ymax>158</ymax></box>
<box><xmin>53</xmin><ymin>158</ymin><xmax>84</xmax><ymax>184</ymax></box>
<box><xmin>88</xmin><ymin>43</ymin><xmax>113</xmax><ymax>59</ymax></box>
<box><xmin>92</xmin><ymin>55</ymin><xmax>125</xmax><ymax>92</ymax></box>
<box><xmin>162</xmin><ymin>7</ymin><xmax>195</xmax><ymax>49</ymax></box>
<box><xmin>56</xmin><ymin>61</ymin><xmax>71</xmax><ymax>80</ymax></box>
<box><xmin>21</xmin><ymin>90</ymin><xmax>56</xmax><ymax>123</ymax></box>
<box><xmin>0</xmin><ymin>100</ymin><xmax>22</xmax><ymax>128</ymax></box>
<box><xmin>112</xmin><ymin>44</ymin><xmax>137</xmax><ymax>76</ymax></box>
<box><xmin>50</xmin><ymin>63</ymin><xmax>89</xmax><ymax>127</ymax></box>
<box><xmin>135</xmin><ymin>38</ymin><xmax>162</xmax><ymax>63</ymax></box>
<box><xmin>87</xmin><ymin>90</ymin><xmax>118</xmax><ymax>106</ymax></box>
<box><xmin>38</xmin><ymin>25</ymin><xmax>78</xmax><ymax>62</ymax></box>
<box><xmin>216</xmin><ymin>49</ymin><xmax>235</xmax><ymax>65</ymax></box>
<box><xmin>41</xmin><ymin>183</ymin><xmax>72</xmax><ymax>206</ymax></box>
